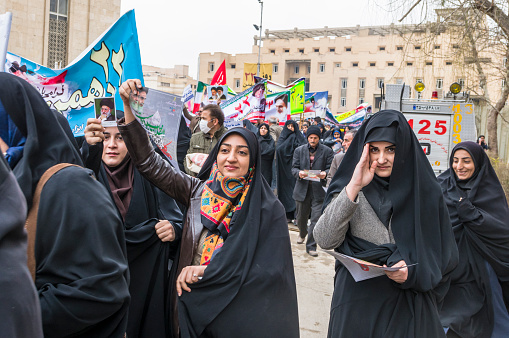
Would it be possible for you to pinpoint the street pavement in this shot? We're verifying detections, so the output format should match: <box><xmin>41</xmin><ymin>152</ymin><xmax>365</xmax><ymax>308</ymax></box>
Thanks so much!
<box><xmin>288</xmin><ymin>226</ymin><xmax>335</xmax><ymax>338</ymax></box>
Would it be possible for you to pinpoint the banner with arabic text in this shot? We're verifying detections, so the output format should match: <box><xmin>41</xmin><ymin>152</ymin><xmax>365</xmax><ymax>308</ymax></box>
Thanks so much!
<box><xmin>4</xmin><ymin>10</ymin><xmax>143</xmax><ymax>136</ymax></box>
<box><xmin>129</xmin><ymin>88</ymin><xmax>182</xmax><ymax>171</ymax></box>
<box><xmin>304</xmin><ymin>91</ymin><xmax>328</xmax><ymax>118</ymax></box>
<box><xmin>263</xmin><ymin>77</ymin><xmax>305</xmax><ymax>115</ymax></box>
<box><xmin>264</xmin><ymin>91</ymin><xmax>290</xmax><ymax>123</ymax></box>
<box><xmin>220</xmin><ymin>80</ymin><xmax>266</xmax><ymax>121</ymax></box>
<box><xmin>243</xmin><ymin>63</ymin><xmax>272</xmax><ymax>90</ymax></box>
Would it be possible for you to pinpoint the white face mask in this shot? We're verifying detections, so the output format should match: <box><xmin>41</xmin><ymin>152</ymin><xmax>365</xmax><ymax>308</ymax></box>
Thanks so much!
<box><xmin>199</xmin><ymin>119</ymin><xmax>211</xmax><ymax>134</ymax></box>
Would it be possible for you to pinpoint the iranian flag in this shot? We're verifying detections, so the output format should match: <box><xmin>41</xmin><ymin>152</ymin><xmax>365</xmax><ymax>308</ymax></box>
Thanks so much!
<box><xmin>192</xmin><ymin>81</ymin><xmax>207</xmax><ymax>113</ymax></box>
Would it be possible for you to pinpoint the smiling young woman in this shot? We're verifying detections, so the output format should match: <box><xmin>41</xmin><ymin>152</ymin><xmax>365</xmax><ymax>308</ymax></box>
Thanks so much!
<box><xmin>116</xmin><ymin>79</ymin><xmax>299</xmax><ymax>338</ymax></box>
<box><xmin>314</xmin><ymin>109</ymin><xmax>458</xmax><ymax>338</ymax></box>
<box><xmin>438</xmin><ymin>142</ymin><xmax>509</xmax><ymax>337</ymax></box>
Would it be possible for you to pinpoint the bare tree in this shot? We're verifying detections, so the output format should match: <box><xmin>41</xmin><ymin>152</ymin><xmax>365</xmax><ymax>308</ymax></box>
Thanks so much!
<box><xmin>393</xmin><ymin>0</ymin><xmax>509</xmax><ymax>156</ymax></box>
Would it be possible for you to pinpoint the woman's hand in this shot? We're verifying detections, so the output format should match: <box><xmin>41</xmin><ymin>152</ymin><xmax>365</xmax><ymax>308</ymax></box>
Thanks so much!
<box><xmin>155</xmin><ymin>220</ymin><xmax>175</xmax><ymax>242</ymax></box>
<box><xmin>84</xmin><ymin>118</ymin><xmax>105</xmax><ymax>145</ymax></box>
<box><xmin>345</xmin><ymin>143</ymin><xmax>377</xmax><ymax>201</ymax></box>
<box><xmin>118</xmin><ymin>79</ymin><xmax>143</xmax><ymax>124</ymax></box>
<box><xmin>384</xmin><ymin>260</ymin><xmax>408</xmax><ymax>284</ymax></box>
<box><xmin>176</xmin><ymin>265</ymin><xmax>207</xmax><ymax>296</ymax></box>
<box><xmin>0</xmin><ymin>136</ymin><xmax>9</xmax><ymax>153</ymax></box>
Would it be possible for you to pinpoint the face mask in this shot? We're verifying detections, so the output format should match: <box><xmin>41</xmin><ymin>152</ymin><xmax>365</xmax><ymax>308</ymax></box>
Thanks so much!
<box><xmin>200</xmin><ymin>119</ymin><xmax>211</xmax><ymax>134</ymax></box>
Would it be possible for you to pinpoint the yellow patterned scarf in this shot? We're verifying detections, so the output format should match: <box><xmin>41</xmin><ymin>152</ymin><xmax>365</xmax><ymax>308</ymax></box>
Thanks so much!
<box><xmin>200</xmin><ymin>162</ymin><xmax>253</xmax><ymax>265</ymax></box>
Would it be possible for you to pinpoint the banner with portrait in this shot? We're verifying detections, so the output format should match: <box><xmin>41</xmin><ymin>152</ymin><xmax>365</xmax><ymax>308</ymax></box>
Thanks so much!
<box><xmin>4</xmin><ymin>10</ymin><xmax>143</xmax><ymax>136</ymax></box>
<box><xmin>129</xmin><ymin>88</ymin><xmax>182</xmax><ymax>171</ymax></box>
<box><xmin>220</xmin><ymin>80</ymin><xmax>267</xmax><ymax>121</ymax></box>
<box><xmin>263</xmin><ymin>77</ymin><xmax>305</xmax><ymax>115</ymax></box>
<box><xmin>265</xmin><ymin>91</ymin><xmax>290</xmax><ymax>123</ymax></box>
<box><xmin>304</xmin><ymin>91</ymin><xmax>328</xmax><ymax>118</ymax></box>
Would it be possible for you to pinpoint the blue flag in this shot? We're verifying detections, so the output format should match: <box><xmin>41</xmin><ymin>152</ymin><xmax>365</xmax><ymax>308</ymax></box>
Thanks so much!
<box><xmin>4</xmin><ymin>10</ymin><xmax>143</xmax><ymax>136</ymax></box>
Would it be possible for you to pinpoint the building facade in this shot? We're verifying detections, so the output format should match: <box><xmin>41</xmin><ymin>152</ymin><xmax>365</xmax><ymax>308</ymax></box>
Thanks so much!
<box><xmin>2</xmin><ymin>0</ymin><xmax>120</xmax><ymax>68</ymax></box>
<box><xmin>143</xmin><ymin>64</ymin><xmax>197</xmax><ymax>95</ymax></box>
<box><xmin>198</xmin><ymin>21</ymin><xmax>509</xmax><ymax>160</ymax></box>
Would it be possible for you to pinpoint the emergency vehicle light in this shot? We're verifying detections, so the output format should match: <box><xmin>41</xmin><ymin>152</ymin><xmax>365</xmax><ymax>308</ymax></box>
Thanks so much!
<box><xmin>450</xmin><ymin>82</ymin><xmax>462</xmax><ymax>94</ymax></box>
<box><xmin>415</xmin><ymin>82</ymin><xmax>425</xmax><ymax>93</ymax></box>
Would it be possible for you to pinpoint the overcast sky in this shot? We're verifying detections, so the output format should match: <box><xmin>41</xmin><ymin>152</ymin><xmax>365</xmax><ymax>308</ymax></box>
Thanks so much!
<box><xmin>120</xmin><ymin>0</ymin><xmax>423</xmax><ymax>78</ymax></box>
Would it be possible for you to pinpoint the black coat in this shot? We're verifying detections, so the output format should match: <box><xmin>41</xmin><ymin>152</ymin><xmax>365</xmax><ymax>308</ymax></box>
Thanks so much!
<box><xmin>1</xmin><ymin>73</ymin><xmax>130</xmax><ymax>337</ymax></box>
<box><xmin>291</xmin><ymin>143</ymin><xmax>334</xmax><ymax>202</ymax></box>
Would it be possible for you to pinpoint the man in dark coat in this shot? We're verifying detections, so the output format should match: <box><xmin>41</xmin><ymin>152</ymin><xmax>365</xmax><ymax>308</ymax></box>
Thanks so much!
<box><xmin>292</xmin><ymin>126</ymin><xmax>334</xmax><ymax>256</ymax></box>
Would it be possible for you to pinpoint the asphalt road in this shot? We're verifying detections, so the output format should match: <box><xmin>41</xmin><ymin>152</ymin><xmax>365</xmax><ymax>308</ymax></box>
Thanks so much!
<box><xmin>288</xmin><ymin>227</ymin><xmax>335</xmax><ymax>338</ymax></box>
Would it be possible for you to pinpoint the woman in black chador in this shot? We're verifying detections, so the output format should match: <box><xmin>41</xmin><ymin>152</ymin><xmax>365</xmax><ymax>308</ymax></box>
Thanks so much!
<box><xmin>256</xmin><ymin>122</ymin><xmax>275</xmax><ymax>183</ymax></box>
<box><xmin>82</xmin><ymin>115</ymin><xmax>184</xmax><ymax>338</ymax></box>
<box><xmin>116</xmin><ymin>79</ymin><xmax>299</xmax><ymax>338</ymax></box>
<box><xmin>314</xmin><ymin>109</ymin><xmax>458</xmax><ymax>337</ymax></box>
<box><xmin>276</xmin><ymin>119</ymin><xmax>306</xmax><ymax>222</ymax></box>
<box><xmin>438</xmin><ymin>141</ymin><xmax>509</xmax><ymax>337</ymax></box>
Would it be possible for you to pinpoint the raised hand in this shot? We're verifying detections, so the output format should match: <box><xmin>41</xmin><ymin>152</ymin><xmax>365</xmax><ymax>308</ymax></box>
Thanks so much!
<box><xmin>84</xmin><ymin>118</ymin><xmax>105</xmax><ymax>145</ymax></box>
<box><xmin>345</xmin><ymin>143</ymin><xmax>377</xmax><ymax>201</ymax></box>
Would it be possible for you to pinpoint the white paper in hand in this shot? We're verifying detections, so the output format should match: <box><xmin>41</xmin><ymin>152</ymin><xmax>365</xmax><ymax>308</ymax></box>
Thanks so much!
<box><xmin>323</xmin><ymin>250</ymin><xmax>417</xmax><ymax>282</ymax></box>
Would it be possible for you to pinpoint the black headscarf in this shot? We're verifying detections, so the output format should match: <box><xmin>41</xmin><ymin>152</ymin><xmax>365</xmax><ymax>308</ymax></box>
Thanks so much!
<box><xmin>256</xmin><ymin>123</ymin><xmax>275</xmax><ymax>160</ymax></box>
<box><xmin>276</xmin><ymin>120</ymin><xmax>306</xmax><ymax>213</ymax></box>
<box><xmin>0</xmin><ymin>72</ymin><xmax>129</xmax><ymax>337</ymax></box>
<box><xmin>325</xmin><ymin>110</ymin><xmax>457</xmax><ymax>290</ymax></box>
<box><xmin>438</xmin><ymin>142</ymin><xmax>509</xmax><ymax>337</ymax></box>
<box><xmin>324</xmin><ymin>110</ymin><xmax>458</xmax><ymax>337</ymax></box>
<box><xmin>0</xmin><ymin>73</ymin><xmax>83</xmax><ymax>208</ymax></box>
<box><xmin>242</xmin><ymin>119</ymin><xmax>258</xmax><ymax>133</ymax></box>
<box><xmin>180</xmin><ymin>127</ymin><xmax>299</xmax><ymax>338</ymax></box>
<box><xmin>0</xmin><ymin>155</ymin><xmax>43</xmax><ymax>337</ymax></box>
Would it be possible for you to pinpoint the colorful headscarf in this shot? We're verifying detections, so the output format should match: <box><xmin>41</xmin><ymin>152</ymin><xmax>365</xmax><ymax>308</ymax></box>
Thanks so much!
<box><xmin>200</xmin><ymin>162</ymin><xmax>254</xmax><ymax>265</ymax></box>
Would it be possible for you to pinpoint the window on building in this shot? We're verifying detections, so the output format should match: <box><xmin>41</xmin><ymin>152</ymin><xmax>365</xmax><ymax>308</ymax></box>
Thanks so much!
<box><xmin>369</xmin><ymin>62</ymin><xmax>376</xmax><ymax>67</ymax></box>
<box><xmin>359</xmin><ymin>97</ymin><xmax>364</xmax><ymax>105</ymax></box>
<box><xmin>270</xmin><ymin>49</ymin><xmax>275</xmax><ymax>54</ymax></box>
<box><xmin>341</xmin><ymin>97</ymin><xmax>347</xmax><ymax>107</ymax></box>
<box><xmin>160</xmin><ymin>82</ymin><xmax>171</xmax><ymax>87</ymax></box>
<box><xmin>345</xmin><ymin>47</ymin><xmax>351</xmax><ymax>52</ymax></box>
<box><xmin>426</xmin><ymin>61</ymin><xmax>433</xmax><ymax>66</ymax></box>
<box><xmin>377</xmin><ymin>78</ymin><xmax>384</xmax><ymax>89</ymax></box>
<box><xmin>359</xmin><ymin>78</ymin><xmax>366</xmax><ymax>89</ymax></box>
<box><xmin>235</xmin><ymin>79</ymin><xmax>240</xmax><ymax>88</ymax></box>
<box><xmin>436</xmin><ymin>78</ymin><xmax>443</xmax><ymax>89</ymax></box>
<box><xmin>273</xmin><ymin>64</ymin><xmax>278</xmax><ymax>73</ymax></box>
<box><xmin>452</xmin><ymin>44</ymin><xmax>460</xmax><ymax>49</ymax></box>
<box><xmin>284</xmin><ymin>49</ymin><xmax>289</xmax><ymax>53</ymax></box>
<box><xmin>299</xmin><ymin>49</ymin><xmax>304</xmax><ymax>53</ymax></box>
<box><xmin>387</xmin><ymin>62</ymin><xmax>394</xmax><ymax>66</ymax></box>
<box><xmin>341</xmin><ymin>78</ymin><xmax>348</xmax><ymax>89</ymax></box>
<box><xmin>209</xmin><ymin>63</ymin><xmax>215</xmax><ymax>72</ymax></box>
<box><xmin>335</xmin><ymin>63</ymin><xmax>341</xmax><ymax>67</ymax></box>
<box><xmin>446</xmin><ymin>61</ymin><xmax>453</xmax><ymax>65</ymax></box>
<box><xmin>48</xmin><ymin>0</ymin><xmax>69</xmax><ymax>68</ymax></box>
<box><xmin>330</xmin><ymin>48</ymin><xmax>336</xmax><ymax>52</ymax></box>
<box><xmin>295</xmin><ymin>66</ymin><xmax>300</xmax><ymax>74</ymax></box>
<box><xmin>319</xmin><ymin>63</ymin><xmax>325</xmax><ymax>72</ymax></box>
<box><xmin>458</xmin><ymin>78</ymin><xmax>465</xmax><ymax>88</ymax></box>
<box><xmin>502</xmin><ymin>79</ymin><xmax>506</xmax><ymax>88</ymax></box>
<box><xmin>230</xmin><ymin>64</ymin><xmax>236</xmax><ymax>69</ymax></box>
<box><xmin>352</xmin><ymin>62</ymin><xmax>358</xmax><ymax>67</ymax></box>
<box><xmin>379</xmin><ymin>46</ymin><xmax>385</xmax><ymax>51</ymax></box>
<box><xmin>416</xmin><ymin>78</ymin><xmax>423</xmax><ymax>84</ymax></box>
<box><xmin>396</xmin><ymin>46</ymin><xmax>403</xmax><ymax>51</ymax></box>
<box><xmin>307</xmin><ymin>65</ymin><xmax>311</xmax><ymax>73</ymax></box>
<box><xmin>504</xmin><ymin>57</ymin><xmax>507</xmax><ymax>68</ymax></box>
<box><xmin>414</xmin><ymin>45</ymin><xmax>421</xmax><ymax>50</ymax></box>
<box><xmin>314</xmin><ymin>48</ymin><xmax>319</xmax><ymax>53</ymax></box>
<box><xmin>407</xmin><ymin>62</ymin><xmax>413</xmax><ymax>66</ymax></box>
<box><xmin>434</xmin><ymin>45</ymin><xmax>441</xmax><ymax>49</ymax></box>
<box><xmin>396</xmin><ymin>78</ymin><xmax>403</xmax><ymax>85</ymax></box>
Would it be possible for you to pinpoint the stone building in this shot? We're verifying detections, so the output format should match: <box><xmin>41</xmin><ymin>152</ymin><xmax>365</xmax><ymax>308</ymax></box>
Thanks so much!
<box><xmin>1</xmin><ymin>0</ymin><xmax>120</xmax><ymax>68</ymax></box>
<box><xmin>198</xmin><ymin>21</ymin><xmax>509</xmax><ymax>160</ymax></box>
<box><xmin>143</xmin><ymin>64</ymin><xmax>197</xmax><ymax>95</ymax></box>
